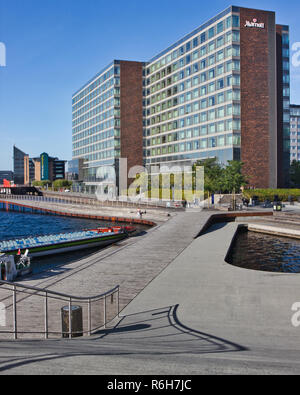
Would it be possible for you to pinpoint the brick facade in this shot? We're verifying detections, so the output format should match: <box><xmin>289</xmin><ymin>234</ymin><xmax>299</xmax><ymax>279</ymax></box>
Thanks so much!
<box><xmin>240</xmin><ymin>8</ymin><xmax>277</xmax><ymax>188</ymax></box>
<box><xmin>120</xmin><ymin>61</ymin><xmax>144</xmax><ymax>185</ymax></box>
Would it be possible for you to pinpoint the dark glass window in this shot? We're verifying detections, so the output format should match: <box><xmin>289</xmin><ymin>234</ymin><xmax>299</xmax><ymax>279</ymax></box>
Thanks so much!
<box><xmin>200</xmin><ymin>32</ymin><xmax>206</xmax><ymax>43</ymax></box>
<box><xmin>208</xmin><ymin>27</ymin><xmax>215</xmax><ymax>39</ymax></box>
<box><xmin>217</xmin><ymin>21</ymin><xmax>224</xmax><ymax>34</ymax></box>
<box><xmin>232</xmin><ymin>15</ymin><xmax>240</xmax><ymax>27</ymax></box>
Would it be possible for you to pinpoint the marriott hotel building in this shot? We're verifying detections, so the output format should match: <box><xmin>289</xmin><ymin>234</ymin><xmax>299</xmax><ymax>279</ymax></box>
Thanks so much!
<box><xmin>72</xmin><ymin>6</ymin><xmax>290</xmax><ymax>193</ymax></box>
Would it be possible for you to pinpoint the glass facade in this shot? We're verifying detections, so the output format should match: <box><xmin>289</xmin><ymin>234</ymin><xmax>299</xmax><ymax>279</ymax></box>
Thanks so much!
<box><xmin>143</xmin><ymin>9</ymin><xmax>241</xmax><ymax>169</ymax></box>
<box><xmin>72</xmin><ymin>61</ymin><xmax>121</xmax><ymax>191</ymax></box>
<box><xmin>290</xmin><ymin>105</ymin><xmax>300</xmax><ymax>162</ymax></box>
<box><xmin>13</xmin><ymin>146</ymin><xmax>26</xmax><ymax>185</ymax></box>
<box><xmin>280</xmin><ymin>27</ymin><xmax>291</xmax><ymax>174</ymax></box>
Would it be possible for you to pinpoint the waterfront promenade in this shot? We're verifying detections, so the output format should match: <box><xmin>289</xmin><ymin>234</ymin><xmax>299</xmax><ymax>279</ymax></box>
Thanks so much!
<box><xmin>1</xmin><ymin>206</ymin><xmax>300</xmax><ymax>374</ymax></box>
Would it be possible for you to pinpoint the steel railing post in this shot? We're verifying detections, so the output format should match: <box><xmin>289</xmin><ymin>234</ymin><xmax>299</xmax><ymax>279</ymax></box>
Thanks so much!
<box><xmin>117</xmin><ymin>288</ymin><xmax>120</xmax><ymax>317</ymax></box>
<box><xmin>69</xmin><ymin>298</ymin><xmax>72</xmax><ymax>339</ymax></box>
<box><xmin>88</xmin><ymin>299</ymin><xmax>91</xmax><ymax>336</ymax></box>
<box><xmin>44</xmin><ymin>291</ymin><xmax>48</xmax><ymax>339</ymax></box>
<box><xmin>13</xmin><ymin>285</ymin><xmax>17</xmax><ymax>340</ymax></box>
<box><xmin>103</xmin><ymin>296</ymin><xmax>106</xmax><ymax>329</ymax></box>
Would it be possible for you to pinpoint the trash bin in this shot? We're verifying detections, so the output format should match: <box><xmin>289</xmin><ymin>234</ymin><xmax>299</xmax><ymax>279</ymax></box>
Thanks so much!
<box><xmin>61</xmin><ymin>305</ymin><xmax>83</xmax><ymax>338</ymax></box>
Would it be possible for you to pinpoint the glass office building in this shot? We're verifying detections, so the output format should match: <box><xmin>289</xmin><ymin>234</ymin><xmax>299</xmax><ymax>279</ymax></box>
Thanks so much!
<box><xmin>144</xmin><ymin>9</ymin><xmax>242</xmax><ymax>171</ymax></box>
<box><xmin>73</xmin><ymin>6</ymin><xmax>290</xmax><ymax>190</ymax></box>
<box><xmin>72</xmin><ymin>60</ymin><xmax>143</xmax><ymax>194</ymax></box>
<box><xmin>290</xmin><ymin>105</ymin><xmax>300</xmax><ymax>162</ymax></box>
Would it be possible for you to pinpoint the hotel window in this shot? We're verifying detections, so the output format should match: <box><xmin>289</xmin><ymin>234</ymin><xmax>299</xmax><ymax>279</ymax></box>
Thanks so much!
<box><xmin>186</xmin><ymin>142</ymin><xmax>193</xmax><ymax>151</ymax></box>
<box><xmin>217</xmin><ymin>92</ymin><xmax>224</xmax><ymax>104</ymax></box>
<box><xmin>193</xmin><ymin>101</ymin><xmax>200</xmax><ymax>111</ymax></box>
<box><xmin>208</xmin><ymin>82</ymin><xmax>215</xmax><ymax>93</ymax></box>
<box><xmin>208</xmin><ymin>27</ymin><xmax>215</xmax><ymax>39</ymax></box>
<box><xmin>208</xmin><ymin>96</ymin><xmax>215</xmax><ymax>106</ymax></box>
<box><xmin>186</xmin><ymin>129</ymin><xmax>193</xmax><ymax>139</ymax></box>
<box><xmin>200</xmin><ymin>125</ymin><xmax>207</xmax><ymax>135</ymax></box>
<box><xmin>193</xmin><ymin>88</ymin><xmax>199</xmax><ymax>99</ymax></box>
<box><xmin>232</xmin><ymin>45</ymin><xmax>240</xmax><ymax>57</ymax></box>
<box><xmin>227</xmin><ymin>76</ymin><xmax>233</xmax><ymax>86</ymax></box>
<box><xmin>201</xmin><ymin>86</ymin><xmax>207</xmax><ymax>96</ymax></box>
<box><xmin>217</xmin><ymin>21</ymin><xmax>224</xmax><ymax>34</ymax></box>
<box><xmin>217</xmin><ymin>64</ymin><xmax>224</xmax><ymax>75</ymax></box>
<box><xmin>208</xmin><ymin>41</ymin><xmax>215</xmax><ymax>52</ymax></box>
<box><xmin>226</xmin><ymin>16</ymin><xmax>232</xmax><ymax>29</ymax></box>
<box><xmin>217</xmin><ymin>79</ymin><xmax>224</xmax><ymax>90</ymax></box>
<box><xmin>232</xmin><ymin>15</ymin><xmax>240</xmax><ymax>27</ymax></box>
<box><xmin>217</xmin><ymin>122</ymin><xmax>225</xmax><ymax>133</ymax></box>
<box><xmin>193</xmin><ymin>37</ymin><xmax>198</xmax><ymax>48</ymax></box>
<box><xmin>232</xmin><ymin>31</ymin><xmax>240</xmax><ymax>42</ymax></box>
<box><xmin>218</xmin><ymin>135</ymin><xmax>225</xmax><ymax>146</ymax></box>
<box><xmin>208</xmin><ymin>109</ymin><xmax>215</xmax><ymax>120</ymax></box>
<box><xmin>200</xmin><ymin>46</ymin><xmax>207</xmax><ymax>57</ymax></box>
<box><xmin>201</xmin><ymin>112</ymin><xmax>207</xmax><ymax>122</ymax></box>
<box><xmin>227</xmin><ymin>104</ymin><xmax>232</xmax><ymax>115</ymax></box>
<box><xmin>209</xmin><ymin>55</ymin><xmax>215</xmax><ymax>66</ymax></box>
<box><xmin>200</xmin><ymin>139</ymin><xmax>207</xmax><ymax>148</ymax></box>
<box><xmin>192</xmin><ymin>51</ymin><xmax>199</xmax><ymax>61</ymax></box>
<box><xmin>200</xmin><ymin>32</ymin><xmax>206</xmax><ymax>44</ymax></box>
<box><xmin>217</xmin><ymin>36</ymin><xmax>224</xmax><ymax>48</ymax></box>
<box><xmin>217</xmin><ymin>50</ymin><xmax>224</xmax><ymax>62</ymax></box>
<box><xmin>193</xmin><ymin>63</ymin><xmax>199</xmax><ymax>73</ymax></box>
<box><xmin>217</xmin><ymin>107</ymin><xmax>225</xmax><ymax>118</ymax></box>
<box><xmin>208</xmin><ymin>137</ymin><xmax>217</xmax><ymax>148</ymax></box>
<box><xmin>201</xmin><ymin>99</ymin><xmax>207</xmax><ymax>109</ymax></box>
<box><xmin>193</xmin><ymin>127</ymin><xmax>200</xmax><ymax>137</ymax></box>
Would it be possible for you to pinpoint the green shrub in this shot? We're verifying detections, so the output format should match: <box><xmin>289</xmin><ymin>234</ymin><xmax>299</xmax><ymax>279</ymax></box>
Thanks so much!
<box><xmin>243</xmin><ymin>189</ymin><xmax>300</xmax><ymax>202</ymax></box>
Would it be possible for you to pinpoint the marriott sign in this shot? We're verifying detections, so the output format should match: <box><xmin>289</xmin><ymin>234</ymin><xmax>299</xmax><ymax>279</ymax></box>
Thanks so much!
<box><xmin>244</xmin><ymin>18</ymin><xmax>265</xmax><ymax>29</ymax></box>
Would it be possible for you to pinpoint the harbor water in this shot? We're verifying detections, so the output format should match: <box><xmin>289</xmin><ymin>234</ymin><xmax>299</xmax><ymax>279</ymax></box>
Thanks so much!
<box><xmin>227</xmin><ymin>228</ymin><xmax>300</xmax><ymax>273</ymax></box>
<box><xmin>0</xmin><ymin>211</ymin><xmax>147</xmax><ymax>275</ymax></box>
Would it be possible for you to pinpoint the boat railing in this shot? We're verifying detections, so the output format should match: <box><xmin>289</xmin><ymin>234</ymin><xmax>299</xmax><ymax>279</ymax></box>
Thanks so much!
<box><xmin>0</xmin><ymin>280</ymin><xmax>120</xmax><ymax>340</ymax></box>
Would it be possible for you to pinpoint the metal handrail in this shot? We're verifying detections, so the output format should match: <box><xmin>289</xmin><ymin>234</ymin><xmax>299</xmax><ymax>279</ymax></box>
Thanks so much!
<box><xmin>0</xmin><ymin>280</ymin><xmax>119</xmax><ymax>300</ymax></box>
<box><xmin>0</xmin><ymin>280</ymin><xmax>120</xmax><ymax>340</ymax></box>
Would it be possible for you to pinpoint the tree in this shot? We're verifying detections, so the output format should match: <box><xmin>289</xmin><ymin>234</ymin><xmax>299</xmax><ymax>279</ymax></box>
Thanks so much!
<box><xmin>32</xmin><ymin>180</ymin><xmax>52</xmax><ymax>188</ymax></box>
<box><xmin>52</xmin><ymin>179</ymin><xmax>73</xmax><ymax>190</ymax></box>
<box><xmin>222</xmin><ymin>161</ymin><xmax>248</xmax><ymax>193</ymax></box>
<box><xmin>194</xmin><ymin>158</ymin><xmax>224</xmax><ymax>194</ymax></box>
<box><xmin>290</xmin><ymin>160</ymin><xmax>300</xmax><ymax>188</ymax></box>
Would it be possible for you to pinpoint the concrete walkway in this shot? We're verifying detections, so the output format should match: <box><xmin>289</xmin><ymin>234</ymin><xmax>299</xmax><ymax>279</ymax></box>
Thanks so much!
<box><xmin>1</xmin><ymin>213</ymin><xmax>300</xmax><ymax>374</ymax></box>
<box><xmin>0</xmin><ymin>209</ymin><xmax>210</xmax><ymax>339</ymax></box>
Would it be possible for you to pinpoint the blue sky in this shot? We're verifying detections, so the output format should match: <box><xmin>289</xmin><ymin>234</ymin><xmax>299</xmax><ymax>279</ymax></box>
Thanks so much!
<box><xmin>0</xmin><ymin>0</ymin><xmax>299</xmax><ymax>171</ymax></box>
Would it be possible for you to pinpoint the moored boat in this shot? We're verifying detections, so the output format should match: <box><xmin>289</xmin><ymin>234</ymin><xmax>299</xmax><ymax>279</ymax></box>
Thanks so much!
<box><xmin>0</xmin><ymin>227</ymin><xmax>128</xmax><ymax>258</ymax></box>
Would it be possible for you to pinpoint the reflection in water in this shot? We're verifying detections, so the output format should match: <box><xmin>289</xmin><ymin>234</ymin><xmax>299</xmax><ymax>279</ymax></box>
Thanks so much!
<box><xmin>226</xmin><ymin>227</ymin><xmax>300</xmax><ymax>273</ymax></box>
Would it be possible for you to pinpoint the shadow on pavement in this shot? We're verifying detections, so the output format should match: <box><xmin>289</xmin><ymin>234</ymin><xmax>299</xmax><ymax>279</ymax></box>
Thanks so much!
<box><xmin>0</xmin><ymin>304</ymin><xmax>247</xmax><ymax>373</ymax></box>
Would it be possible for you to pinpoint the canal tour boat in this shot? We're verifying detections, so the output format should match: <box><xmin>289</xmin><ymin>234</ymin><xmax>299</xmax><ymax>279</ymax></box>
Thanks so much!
<box><xmin>0</xmin><ymin>226</ymin><xmax>133</xmax><ymax>259</ymax></box>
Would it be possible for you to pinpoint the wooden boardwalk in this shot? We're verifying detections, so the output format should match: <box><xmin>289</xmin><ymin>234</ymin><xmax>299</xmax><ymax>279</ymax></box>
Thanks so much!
<box><xmin>0</xmin><ymin>209</ymin><xmax>210</xmax><ymax>339</ymax></box>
